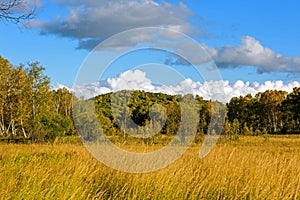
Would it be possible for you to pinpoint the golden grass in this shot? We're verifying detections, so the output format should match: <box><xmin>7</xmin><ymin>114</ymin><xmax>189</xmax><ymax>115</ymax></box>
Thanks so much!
<box><xmin>1</xmin><ymin>136</ymin><xmax>300</xmax><ymax>199</ymax></box>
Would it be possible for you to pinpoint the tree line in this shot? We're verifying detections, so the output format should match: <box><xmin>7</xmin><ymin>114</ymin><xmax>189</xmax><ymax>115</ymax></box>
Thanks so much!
<box><xmin>90</xmin><ymin>91</ymin><xmax>217</xmax><ymax>143</ymax></box>
<box><xmin>226</xmin><ymin>88</ymin><xmax>300</xmax><ymax>138</ymax></box>
<box><xmin>1</xmin><ymin>56</ymin><xmax>299</xmax><ymax>143</ymax></box>
<box><xmin>0</xmin><ymin>56</ymin><xmax>75</xmax><ymax>142</ymax></box>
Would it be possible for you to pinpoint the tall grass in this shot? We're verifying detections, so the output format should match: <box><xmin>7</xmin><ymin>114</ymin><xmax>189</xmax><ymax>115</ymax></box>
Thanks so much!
<box><xmin>1</xmin><ymin>136</ymin><xmax>300</xmax><ymax>199</ymax></box>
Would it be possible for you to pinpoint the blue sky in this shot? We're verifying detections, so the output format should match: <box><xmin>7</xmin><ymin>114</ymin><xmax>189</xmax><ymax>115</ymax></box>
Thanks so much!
<box><xmin>1</xmin><ymin>0</ymin><xmax>300</xmax><ymax>89</ymax></box>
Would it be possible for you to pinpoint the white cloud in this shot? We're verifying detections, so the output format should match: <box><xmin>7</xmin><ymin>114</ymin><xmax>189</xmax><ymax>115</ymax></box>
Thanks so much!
<box><xmin>27</xmin><ymin>1</ymin><xmax>300</xmax><ymax>74</ymax></box>
<box><xmin>29</xmin><ymin>0</ymin><xmax>198</xmax><ymax>49</ymax></box>
<box><xmin>63</xmin><ymin>69</ymin><xmax>300</xmax><ymax>103</ymax></box>
<box><xmin>52</xmin><ymin>83</ymin><xmax>70</xmax><ymax>91</ymax></box>
<box><xmin>107</xmin><ymin>70</ymin><xmax>154</xmax><ymax>91</ymax></box>
<box><xmin>165</xmin><ymin>36</ymin><xmax>300</xmax><ymax>74</ymax></box>
<box><xmin>205</xmin><ymin>36</ymin><xmax>300</xmax><ymax>73</ymax></box>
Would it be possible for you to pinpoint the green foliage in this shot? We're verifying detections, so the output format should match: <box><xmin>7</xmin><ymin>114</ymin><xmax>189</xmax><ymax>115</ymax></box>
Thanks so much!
<box><xmin>262</xmin><ymin>128</ymin><xmax>270</xmax><ymax>142</ymax></box>
<box><xmin>243</xmin><ymin>123</ymin><xmax>252</xmax><ymax>136</ymax></box>
<box><xmin>94</xmin><ymin>90</ymin><xmax>211</xmax><ymax>143</ymax></box>
<box><xmin>0</xmin><ymin>56</ymin><xmax>76</xmax><ymax>143</ymax></box>
<box><xmin>223</xmin><ymin>119</ymin><xmax>239</xmax><ymax>141</ymax></box>
<box><xmin>1</xmin><ymin>55</ymin><xmax>300</xmax><ymax>144</ymax></box>
<box><xmin>282</xmin><ymin>87</ymin><xmax>300</xmax><ymax>133</ymax></box>
<box><xmin>226</xmin><ymin>89</ymin><xmax>300</xmax><ymax>136</ymax></box>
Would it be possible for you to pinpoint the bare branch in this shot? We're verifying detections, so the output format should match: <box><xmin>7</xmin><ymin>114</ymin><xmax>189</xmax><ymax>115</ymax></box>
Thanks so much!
<box><xmin>0</xmin><ymin>0</ymin><xmax>36</xmax><ymax>24</ymax></box>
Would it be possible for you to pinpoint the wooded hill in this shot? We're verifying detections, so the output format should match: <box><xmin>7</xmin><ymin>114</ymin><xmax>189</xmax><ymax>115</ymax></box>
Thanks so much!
<box><xmin>0</xmin><ymin>56</ymin><xmax>299</xmax><ymax>143</ymax></box>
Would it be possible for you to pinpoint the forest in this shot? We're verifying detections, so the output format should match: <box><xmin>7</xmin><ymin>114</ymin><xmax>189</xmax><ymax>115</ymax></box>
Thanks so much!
<box><xmin>0</xmin><ymin>56</ymin><xmax>75</xmax><ymax>142</ymax></box>
<box><xmin>0</xmin><ymin>56</ymin><xmax>300</xmax><ymax>143</ymax></box>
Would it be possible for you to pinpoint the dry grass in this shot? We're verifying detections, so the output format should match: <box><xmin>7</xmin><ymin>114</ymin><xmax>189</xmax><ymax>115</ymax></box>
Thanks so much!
<box><xmin>1</xmin><ymin>136</ymin><xmax>300</xmax><ymax>199</ymax></box>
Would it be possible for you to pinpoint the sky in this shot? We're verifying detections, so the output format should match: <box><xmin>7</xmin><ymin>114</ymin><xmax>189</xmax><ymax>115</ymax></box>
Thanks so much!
<box><xmin>1</xmin><ymin>0</ymin><xmax>300</xmax><ymax>102</ymax></box>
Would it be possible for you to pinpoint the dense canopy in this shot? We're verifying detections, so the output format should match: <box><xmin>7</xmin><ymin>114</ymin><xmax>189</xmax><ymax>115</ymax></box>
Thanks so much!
<box><xmin>0</xmin><ymin>56</ymin><xmax>299</xmax><ymax>143</ymax></box>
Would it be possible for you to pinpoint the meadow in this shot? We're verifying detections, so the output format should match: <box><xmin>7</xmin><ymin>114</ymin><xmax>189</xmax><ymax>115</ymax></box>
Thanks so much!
<box><xmin>1</xmin><ymin>135</ymin><xmax>300</xmax><ymax>199</ymax></box>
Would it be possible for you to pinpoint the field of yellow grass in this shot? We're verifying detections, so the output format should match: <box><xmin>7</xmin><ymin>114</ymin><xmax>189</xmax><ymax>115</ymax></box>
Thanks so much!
<box><xmin>1</xmin><ymin>135</ymin><xmax>300</xmax><ymax>199</ymax></box>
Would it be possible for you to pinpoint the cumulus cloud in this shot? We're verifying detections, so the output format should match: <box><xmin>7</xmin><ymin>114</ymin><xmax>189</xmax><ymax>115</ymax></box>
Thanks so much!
<box><xmin>55</xmin><ymin>69</ymin><xmax>300</xmax><ymax>103</ymax></box>
<box><xmin>168</xmin><ymin>36</ymin><xmax>300</xmax><ymax>74</ymax></box>
<box><xmin>52</xmin><ymin>83</ymin><xmax>70</xmax><ymax>91</ymax></box>
<box><xmin>27</xmin><ymin>1</ymin><xmax>300</xmax><ymax>74</ymax></box>
<box><xmin>107</xmin><ymin>70</ymin><xmax>154</xmax><ymax>91</ymax></box>
<box><xmin>28</xmin><ymin>0</ymin><xmax>199</xmax><ymax>49</ymax></box>
<box><xmin>207</xmin><ymin>36</ymin><xmax>300</xmax><ymax>73</ymax></box>
<box><xmin>28</xmin><ymin>1</ymin><xmax>300</xmax><ymax>74</ymax></box>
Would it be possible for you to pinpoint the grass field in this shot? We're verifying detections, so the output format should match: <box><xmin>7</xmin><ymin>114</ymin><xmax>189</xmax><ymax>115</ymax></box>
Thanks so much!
<box><xmin>1</xmin><ymin>135</ymin><xmax>300</xmax><ymax>199</ymax></box>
